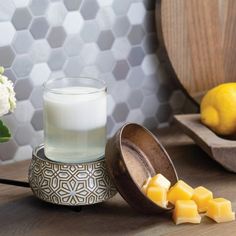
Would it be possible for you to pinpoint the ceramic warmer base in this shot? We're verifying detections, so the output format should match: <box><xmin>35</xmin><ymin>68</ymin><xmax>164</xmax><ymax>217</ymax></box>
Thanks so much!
<box><xmin>28</xmin><ymin>145</ymin><xmax>117</xmax><ymax>206</ymax></box>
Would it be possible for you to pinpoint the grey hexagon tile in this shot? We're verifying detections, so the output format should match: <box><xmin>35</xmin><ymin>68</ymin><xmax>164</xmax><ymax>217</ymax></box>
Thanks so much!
<box><xmin>127</xmin><ymin>2</ymin><xmax>145</xmax><ymax>24</ymax></box>
<box><xmin>30</xmin><ymin>63</ymin><xmax>51</xmax><ymax>86</ymax></box>
<box><xmin>142</xmin><ymin>33</ymin><xmax>158</xmax><ymax>54</ymax></box>
<box><xmin>12</xmin><ymin>30</ymin><xmax>34</xmax><ymax>54</ymax></box>
<box><xmin>127</xmin><ymin>66</ymin><xmax>145</xmax><ymax>89</ymax></box>
<box><xmin>1</xmin><ymin>114</ymin><xmax>18</xmax><ymax>134</ymax></box>
<box><xmin>97</xmin><ymin>30</ymin><xmax>115</xmax><ymax>50</ymax></box>
<box><xmin>81</xmin><ymin>21</ymin><xmax>100</xmax><ymax>43</ymax></box>
<box><xmin>127</xmin><ymin>109</ymin><xmax>145</xmax><ymax>124</ymax></box>
<box><xmin>144</xmin><ymin>11</ymin><xmax>156</xmax><ymax>33</ymax></box>
<box><xmin>13</xmin><ymin>0</ymin><xmax>30</xmax><ymax>7</ymax></box>
<box><xmin>64</xmin><ymin>0</ymin><xmax>82</xmax><ymax>11</ymax></box>
<box><xmin>127</xmin><ymin>90</ymin><xmax>144</xmax><ymax>109</ymax></box>
<box><xmin>143</xmin><ymin>117</ymin><xmax>158</xmax><ymax>130</ymax></box>
<box><xmin>29</xmin><ymin>0</ymin><xmax>49</xmax><ymax>16</ymax></box>
<box><xmin>107</xmin><ymin>94</ymin><xmax>115</xmax><ymax>116</ymax></box>
<box><xmin>141</xmin><ymin>54</ymin><xmax>159</xmax><ymax>76</ymax></box>
<box><xmin>63</xmin><ymin>34</ymin><xmax>83</xmax><ymax>57</ymax></box>
<box><xmin>106</xmin><ymin>116</ymin><xmax>115</xmax><ymax>137</ymax></box>
<box><xmin>113</xmin><ymin>16</ymin><xmax>130</xmax><ymax>37</ymax></box>
<box><xmin>112</xmin><ymin>103</ymin><xmax>129</xmax><ymax>123</ymax></box>
<box><xmin>128</xmin><ymin>25</ymin><xmax>145</xmax><ymax>45</ymax></box>
<box><xmin>48</xmin><ymin>70</ymin><xmax>65</xmax><ymax>80</ymax></box>
<box><xmin>111</xmin><ymin>80</ymin><xmax>131</xmax><ymax>103</ymax></box>
<box><xmin>144</xmin><ymin>0</ymin><xmax>156</xmax><ymax>11</ymax></box>
<box><xmin>14</xmin><ymin>145</ymin><xmax>32</xmax><ymax>162</ymax></box>
<box><xmin>81</xmin><ymin>65</ymin><xmax>100</xmax><ymax>78</ymax></box>
<box><xmin>12</xmin><ymin>8</ymin><xmax>32</xmax><ymax>30</ymax></box>
<box><xmin>30</xmin><ymin>39</ymin><xmax>50</xmax><ymax>62</ymax></box>
<box><xmin>0</xmin><ymin>0</ymin><xmax>196</xmax><ymax>163</ymax></box>
<box><xmin>14</xmin><ymin>100</ymin><xmax>34</xmax><ymax>123</ymax></box>
<box><xmin>15</xmin><ymin>124</ymin><xmax>35</xmax><ymax>146</ymax></box>
<box><xmin>31</xmin><ymin>130</ymin><xmax>43</xmax><ymax>148</ymax></box>
<box><xmin>30</xmin><ymin>86</ymin><xmax>43</xmax><ymax>109</ymax></box>
<box><xmin>0</xmin><ymin>139</ymin><xmax>18</xmax><ymax>161</ymax></box>
<box><xmin>156</xmin><ymin>103</ymin><xmax>173</xmax><ymax>123</ymax></box>
<box><xmin>112</xmin><ymin>37</ymin><xmax>131</xmax><ymax>60</ymax></box>
<box><xmin>96</xmin><ymin>51</ymin><xmax>115</xmax><ymax>73</ymax></box>
<box><xmin>110</xmin><ymin>122</ymin><xmax>123</xmax><ymax>137</ymax></box>
<box><xmin>157</xmin><ymin>83</ymin><xmax>173</xmax><ymax>103</ymax></box>
<box><xmin>0</xmin><ymin>22</ymin><xmax>16</xmax><ymax>46</ymax></box>
<box><xmin>112</xmin><ymin>0</ymin><xmax>131</xmax><ymax>16</ymax></box>
<box><xmin>63</xmin><ymin>11</ymin><xmax>84</xmax><ymax>34</ymax></box>
<box><xmin>30</xmin><ymin>17</ymin><xmax>49</xmax><ymax>39</ymax></box>
<box><xmin>0</xmin><ymin>1</ymin><xmax>15</xmax><ymax>21</ymax></box>
<box><xmin>142</xmin><ymin>74</ymin><xmax>160</xmax><ymax>96</ymax></box>
<box><xmin>31</xmin><ymin>109</ymin><xmax>43</xmax><ymax>131</ymax></box>
<box><xmin>46</xmin><ymin>1</ymin><xmax>67</xmax><ymax>26</ymax></box>
<box><xmin>98</xmin><ymin>72</ymin><xmax>116</xmax><ymax>90</ymax></box>
<box><xmin>80</xmin><ymin>0</ymin><xmax>99</xmax><ymax>20</ymax></box>
<box><xmin>96</xmin><ymin>7</ymin><xmax>115</xmax><ymax>30</ymax></box>
<box><xmin>64</xmin><ymin>56</ymin><xmax>83</xmax><ymax>77</ymax></box>
<box><xmin>97</xmin><ymin>0</ymin><xmax>114</xmax><ymax>7</ymax></box>
<box><xmin>4</xmin><ymin>69</ymin><xmax>17</xmax><ymax>83</ymax></box>
<box><xmin>14</xmin><ymin>78</ymin><xmax>33</xmax><ymax>101</ymax></box>
<box><xmin>141</xmin><ymin>94</ymin><xmax>159</xmax><ymax>116</ymax></box>
<box><xmin>112</xmin><ymin>60</ymin><xmax>129</xmax><ymax>81</ymax></box>
<box><xmin>128</xmin><ymin>46</ymin><xmax>145</xmax><ymax>66</ymax></box>
<box><xmin>47</xmin><ymin>26</ymin><xmax>66</xmax><ymax>48</ymax></box>
<box><xmin>47</xmin><ymin>48</ymin><xmax>66</xmax><ymax>70</ymax></box>
<box><xmin>170</xmin><ymin>90</ymin><xmax>186</xmax><ymax>112</ymax></box>
<box><xmin>0</xmin><ymin>46</ymin><xmax>15</xmax><ymax>68</ymax></box>
<box><xmin>79</xmin><ymin>43</ymin><xmax>99</xmax><ymax>66</ymax></box>
<box><xmin>12</xmin><ymin>55</ymin><xmax>33</xmax><ymax>77</ymax></box>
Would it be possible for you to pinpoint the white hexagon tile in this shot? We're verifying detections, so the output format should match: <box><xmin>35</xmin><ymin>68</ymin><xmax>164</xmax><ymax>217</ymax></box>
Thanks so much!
<box><xmin>0</xmin><ymin>0</ymin><xmax>197</xmax><ymax>163</ymax></box>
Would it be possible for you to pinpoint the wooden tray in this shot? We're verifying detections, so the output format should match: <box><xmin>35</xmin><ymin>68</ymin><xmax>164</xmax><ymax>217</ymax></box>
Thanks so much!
<box><xmin>174</xmin><ymin>114</ymin><xmax>236</xmax><ymax>173</ymax></box>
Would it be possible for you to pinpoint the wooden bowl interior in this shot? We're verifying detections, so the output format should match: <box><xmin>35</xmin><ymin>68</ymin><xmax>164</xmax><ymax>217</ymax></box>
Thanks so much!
<box><xmin>120</xmin><ymin>124</ymin><xmax>178</xmax><ymax>189</ymax></box>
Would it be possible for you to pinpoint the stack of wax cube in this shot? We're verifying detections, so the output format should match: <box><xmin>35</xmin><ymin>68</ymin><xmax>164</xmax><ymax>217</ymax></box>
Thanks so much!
<box><xmin>142</xmin><ymin>174</ymin><xmax>235</xmax><ymax>225</ymax></box>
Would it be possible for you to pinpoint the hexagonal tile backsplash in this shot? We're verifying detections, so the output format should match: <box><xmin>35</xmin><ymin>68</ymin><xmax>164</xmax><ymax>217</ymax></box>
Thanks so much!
<box><xmin>0</xmin><ymin>0</ymin><xmax>196</xmax><ymax>163</ymax></box>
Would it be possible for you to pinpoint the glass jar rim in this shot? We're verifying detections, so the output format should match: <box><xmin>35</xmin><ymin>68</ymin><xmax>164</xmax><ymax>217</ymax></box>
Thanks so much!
<box><xmin>43</xmin><ymin>77</ymin><xmax>107</xmax><ymax>95</ymax></box>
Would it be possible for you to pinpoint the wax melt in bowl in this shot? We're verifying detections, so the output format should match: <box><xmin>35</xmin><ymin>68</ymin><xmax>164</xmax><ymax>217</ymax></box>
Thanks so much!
<box><xmin>105</xmin><ymin>123</ymin><xmax>178</xmax><ymax>214</ymax></box>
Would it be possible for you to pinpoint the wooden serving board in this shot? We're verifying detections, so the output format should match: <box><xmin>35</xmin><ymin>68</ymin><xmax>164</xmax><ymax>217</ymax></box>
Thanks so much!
<box><xmin>160</xmin><ymin>0</ymin><xmax>236</xmax><ymax>103</ymax></box>
<box><xmin>175</xmin><ymin>114</ymin><xmax>236</xmax><ymax>172</ymax></box>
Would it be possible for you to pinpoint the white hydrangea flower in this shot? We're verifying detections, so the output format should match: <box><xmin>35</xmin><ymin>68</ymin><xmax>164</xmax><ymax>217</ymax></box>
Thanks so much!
<box><xmin>0</xmin><ymin>68</ymin><xmax>16</xmax><ymax>117</ymax></box>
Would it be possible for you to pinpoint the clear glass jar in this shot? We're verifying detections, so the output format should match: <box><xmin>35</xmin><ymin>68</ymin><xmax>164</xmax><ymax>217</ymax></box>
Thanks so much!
<box><xmin>43</xmin><ymin>77</ymin><xmax>107</xmax><ymax>163</ymax></box>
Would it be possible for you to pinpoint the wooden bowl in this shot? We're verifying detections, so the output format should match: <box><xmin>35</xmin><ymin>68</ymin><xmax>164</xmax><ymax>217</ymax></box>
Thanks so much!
<box><xmin>29</xmin><ymin>145</ymin><xmax>117</xmax><ymax>206</ymax></box>
<box><xmin>105</xmin><ymin>123</ymin><xmax>178</xmax><ymax>214</ymax></box>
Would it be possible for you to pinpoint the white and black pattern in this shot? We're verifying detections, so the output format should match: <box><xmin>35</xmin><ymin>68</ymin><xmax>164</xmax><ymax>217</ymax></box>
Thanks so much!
<box><xmin>28</xmin><ymin>145</ymin><xmax>117</xmax><ymax>206</ymax></box>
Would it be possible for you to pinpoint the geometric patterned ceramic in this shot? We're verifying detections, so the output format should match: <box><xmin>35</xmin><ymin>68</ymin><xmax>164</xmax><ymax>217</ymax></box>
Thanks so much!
<box><xmin>28</xmin><ymin>145</ymin><xmax>117</xmax><ymax>205</ymax></box>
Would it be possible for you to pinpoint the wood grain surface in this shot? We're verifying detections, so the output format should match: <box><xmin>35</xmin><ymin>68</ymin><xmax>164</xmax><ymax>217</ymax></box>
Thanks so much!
<box><xmin>175</xmin><ymin>114</ymin><xmax>236</xmax><ymax>173</ymax></box>
<box><xmin>160</xmin><ymin>0</ymin><xmax>236</xmax><ymax>103</ymax></box>
<box><xmin>1</xmin><ymin>127</ymin><xmax>236</xmax><ymax>235</ymax></box>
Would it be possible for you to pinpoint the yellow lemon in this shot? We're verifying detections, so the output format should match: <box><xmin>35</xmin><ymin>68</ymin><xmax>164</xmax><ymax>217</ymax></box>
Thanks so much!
<box><xmin>200</xmin><ymin>83</ymin><xmax>236</xmax><ymax>135</ymax></box>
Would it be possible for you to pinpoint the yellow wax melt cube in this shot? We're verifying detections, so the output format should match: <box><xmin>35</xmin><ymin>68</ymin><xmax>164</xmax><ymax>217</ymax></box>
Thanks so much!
<box><xmin>147</xmin><ymin>186</ymin><xmax>167</xmax><ymax>208</ymax></box>
<box><xmin>167</xmin><ymin>180</ymin><xmax>194</xmax><ymax>205</ymax></box>
<box><xmin>192</xmin><ymin>186</ymin><xmax>213</xmax><ymax>212</ymax></box>
<box><xmin>206</xmin><ymin>198</ymin><xmax>235</xmax><ymax>223</ymax></box>
<box><xmin>141</xmin><ymin>177</ymin><xmax>151</xmax><ymax>194</ymax></box>
<box><xmin>173</xmin><ymin>200</ymin><xmax>201</xmax><ymax>225</ymax></box>
<box><xmin>148</xmin><ymin>173</ymin><xmax>171</xmax><ymax>191</ymax></box>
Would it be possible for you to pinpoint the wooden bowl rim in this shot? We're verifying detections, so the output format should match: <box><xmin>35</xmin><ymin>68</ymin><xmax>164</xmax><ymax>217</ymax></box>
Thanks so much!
<box><xmin>117</xmin><ymin>123</ymin><xmax>178</xmax><ymax>211</ymax></box>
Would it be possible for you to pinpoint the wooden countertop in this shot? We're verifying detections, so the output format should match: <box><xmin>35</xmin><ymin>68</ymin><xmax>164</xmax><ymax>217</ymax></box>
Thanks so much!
<box><xmin>1</xmin><ymin>126</ymin><xmax>236</xmax><ymax>236</ymax></box>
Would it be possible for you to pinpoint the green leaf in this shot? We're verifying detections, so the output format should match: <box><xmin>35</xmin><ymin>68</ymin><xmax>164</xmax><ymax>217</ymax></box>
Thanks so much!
<box><xmin>0</xmin><ymin>120</ymin><xmax>11</xmax><ymax>143</ymax></box>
